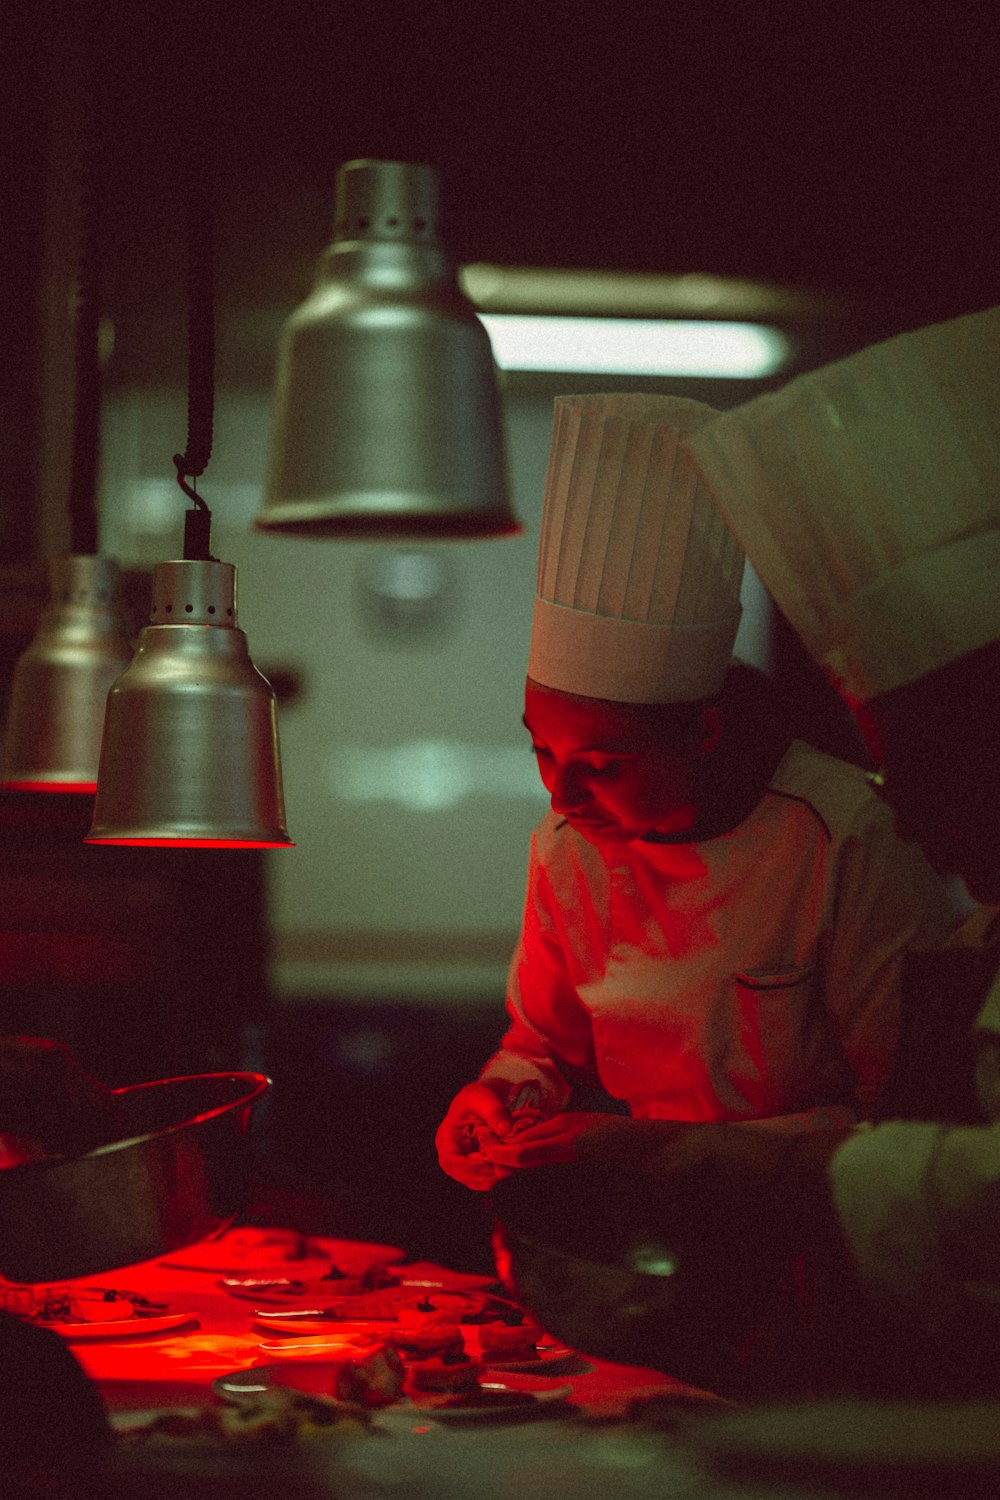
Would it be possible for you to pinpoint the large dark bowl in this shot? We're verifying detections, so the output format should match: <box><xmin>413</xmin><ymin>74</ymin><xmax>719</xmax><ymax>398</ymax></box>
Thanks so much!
<box><xmin>490</xmin><ymin>1161</ymin><xmax>817</xmax><ymax>1401</ymax></box>
<box><xmin>0</xmin><ymin>1072</ymin><xmax>271</xmax><ymax>1282</ymax></box>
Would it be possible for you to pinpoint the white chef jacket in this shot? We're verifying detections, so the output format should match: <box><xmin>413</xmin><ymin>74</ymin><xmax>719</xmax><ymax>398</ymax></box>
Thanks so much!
<box><xmin>482</xmin><ymin>740</ymin><xmax>960</xmax><ymax>1127</ymax></box>
<box><xmin>829</xmin><ymin>908</ymin><xmax>1000</xmax><ymax>1302</ymax></box>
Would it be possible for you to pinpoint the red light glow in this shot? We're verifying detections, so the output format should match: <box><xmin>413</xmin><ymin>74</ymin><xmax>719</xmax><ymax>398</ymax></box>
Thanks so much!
<box><xmin>2</xmin><ymin>780</ymin><xmax>98</xmax><ymax>794</ymax></box>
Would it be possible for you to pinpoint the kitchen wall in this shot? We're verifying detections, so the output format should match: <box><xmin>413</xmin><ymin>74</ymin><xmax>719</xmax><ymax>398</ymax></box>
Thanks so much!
<box><xmin>98</xmin><ymin>378</ymin><xmax>774</xmax><ymax>1011</ymax></box>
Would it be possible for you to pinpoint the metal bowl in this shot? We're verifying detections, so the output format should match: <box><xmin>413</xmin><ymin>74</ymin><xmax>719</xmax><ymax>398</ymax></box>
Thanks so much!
<box><xmin>490</xmin><ymin>1163</ymin><xmax>683</xmax><ymax>1372</ymax></box>
<box><xmin>0</xmin><ymin>1072</ymin><xmax>271</xmax><ymax>1282</ymax></box>
<box><xmin>490</xmin><ymin>1161</ymin><xmax>813</xmax><ymax>1401</ymax></box>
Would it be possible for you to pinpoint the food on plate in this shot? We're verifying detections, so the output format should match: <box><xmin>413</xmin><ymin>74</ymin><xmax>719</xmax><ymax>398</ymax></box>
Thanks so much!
<box><xmin>331</xmin><ymin>1345</ymin><xmax>405</xmax><ymax>1407</ymax></box>
<box><xmin>271</xmin><ymin>1286</ymin><xmax>420</xmax><ymax>1320</ymax></box>
<box><xmin>223</xmin><ymin>1274</ymin><xmax>367</xmax><ymax>1302</ymax></box>
<box><xmin>0</xmin><ymin>1285</ymin><xmax>157</xmax><ymax>1325</ymax></box>
<box><xmin>255</xmin><ymin>1287</ymin><xmax>489</xmax><ymax>1323</ymax></box>
<box><xmin>460</xmin><ymin>1294</ymin><xmax>540</xmax><ymax>1325</ymax></box>
<box><xmin>117</xmin><ymin>1390</ymin><xmax>370</xmax><ymax>1446</ymax></box>
<box><xmin>477</xmin><ymin>1319</ymin><xmax>542</xmax><ymax>1362</ymax></box>
<box><xmin>248</xmin><ymin>1343</ymin><xmax>405</xmax><ymax>1406</ymax></box>
<box><xmin>396</xmin><ymin>1291</ymin><xmax>489</xmax><ymax>1325</ymax></box>
<box><xmin>386</xmin><ymin>1322</ymin><xmax>465</xmax><ymax>1362</ymax></box>
<box><xmin>358</xmin><ymin>1261</ymin><xmax>397</xmax><ymax>1290</ymax></box>
<box><xmin>310</xmin><ymin>1273</ymin><xmax>366</xmax><ymax>1297</ymax></box>
<box><xmin>406</xmin><ymin>1353</ymin><xmax>484</xmax><ymax>1394</ymax></box>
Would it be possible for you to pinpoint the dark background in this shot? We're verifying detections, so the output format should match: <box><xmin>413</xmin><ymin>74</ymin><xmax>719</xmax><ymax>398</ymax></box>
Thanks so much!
<box><xmin>84</xmin><ymin>1</ymin><xmax>1000</xmax><ymax>332</ymax></box>
<box><xmin>6</xmin><ymin>0</ymin><xmax>999</xmax><ymax>542</ymax></box>
<box><xmin>9</xmin><ymin>1</ymin><xmax>1000</xmax><ymax>355</ymax></box>
<box><xmin>3</xmin><ymin>1</ymin><xmax>999</xmax><ymax>1273</ymax></box>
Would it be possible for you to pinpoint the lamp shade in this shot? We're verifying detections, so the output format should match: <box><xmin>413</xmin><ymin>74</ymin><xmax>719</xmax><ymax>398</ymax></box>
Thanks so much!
<box><xmin>85</xmin><ymin>559</ymin><xmax>292</xmax><ymax>846</ymax></box>
<box><xmin>1</xmin><ymin>555</ymin><xmax>133</xmax><ymax>794</ymax></box>
<box><xmin>255</xmin><ymin>158</ymin><xmax>519</xmax><ymax>539</ymax></box>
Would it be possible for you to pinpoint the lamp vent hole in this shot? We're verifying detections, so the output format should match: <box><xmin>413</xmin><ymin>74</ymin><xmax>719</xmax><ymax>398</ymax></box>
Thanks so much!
<box><xmin>208</xmin><ymin>605</ymin><xmax>216</xmax><ymax>615</ymax></box>
<box><xmin>412</xmin><ymin>218</ymin><xmax>426</xmax><ymax>231</ymax></box>
<box><xmin>358</xmin><ymin>216</ymin><xmax>370</xmax><ymax>229</ymax></box>
<box><xmin>165</xmin><ymin>604</ymin><xmax>173</xmax><ymax>614</ymax></box>
<box><xmin>387</xmin><ymin>216</ymin><xmax>399</xmax><ymax>227</ymax></box>
<box><xmin>185</xmin><ymin>603</ymin><xmax>194</xmax><ymax>612</ymax></box>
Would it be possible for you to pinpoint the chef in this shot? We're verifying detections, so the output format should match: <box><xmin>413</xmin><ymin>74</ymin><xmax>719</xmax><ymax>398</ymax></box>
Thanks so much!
<box><xmin>436</xmin><ymin>393</ymin><xmax>960</xmax><ymax>1192</ymax></box>
<box><xmin>681</xmin><ymin>304</ymin><xmax>1000</xmax><ymax>1389</ymax></box>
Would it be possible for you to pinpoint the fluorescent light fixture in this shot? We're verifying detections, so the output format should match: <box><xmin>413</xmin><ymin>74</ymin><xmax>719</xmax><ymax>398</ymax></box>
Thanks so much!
<box><xmin>479</xmin><ymin>314</ymin><xmax>791</xmax><ymax>379</ymax></box>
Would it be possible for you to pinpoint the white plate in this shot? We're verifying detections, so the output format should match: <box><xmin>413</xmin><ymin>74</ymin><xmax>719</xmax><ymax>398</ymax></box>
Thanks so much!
<box><xmin>213</xmin><ymin>1365</ymin><xmax>574</xmax><ymax>1423</ymax></box>
<box><xmin>212</xmin><ymin>1362</ymin><xmax>380</xmax><ymax>1403</ymax></box>
<box><xmin>251</xmin><ymin>1288</ymin><xmax>488</xmax><ymax>1330</ymax></box>
<box><xmin>41</xmin><ymin>1311</ymin><xmax>197</xmax><ymax>1339</ymax></box>
<box><xmin>409</xmin><ymin>1382</ymin><xmax>575</xmax><ymax>1423</ymax></box>
<box><xmin>254</xmin><ymin>1320</ymin><xmax>402</xmax><ymax>1341</ymax></box>
<box><xmin>480</xmin><ymin>1345</ymin><xmax>591</xmax><ymax>1375</ymax></box>
<box><xmin>253</xmin><ymin>1314</ymin><xmax>403</xmax><ymax>1336</ymax></box>
<box><xmin>383</xmin><ymin>1263</ymin><xmax>498</xmax><ymax>1292</ymax></box>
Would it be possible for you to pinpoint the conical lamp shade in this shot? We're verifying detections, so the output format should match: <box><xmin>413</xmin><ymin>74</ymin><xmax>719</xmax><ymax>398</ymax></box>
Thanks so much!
<box><xmin>85</xmin><ymin>559</ymin><xmax>293</xmax><ymax>847</ymax></box>
<box><xmin>1</xmin><ymin>555</ymin><xmax>133</xmax><ymax>794</ymax></box>
<box><xmin>255</xmin><ymin>158</ymin><xmax>519</xmax><ymax>539</ymax></box>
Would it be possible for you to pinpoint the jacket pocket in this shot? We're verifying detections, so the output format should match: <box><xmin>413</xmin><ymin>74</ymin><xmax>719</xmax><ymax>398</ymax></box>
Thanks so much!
<box><xmin>735</xmin><ymin>965</ymin><xmax>815</xmax><ymax>992</ymax></box>
<box><xmin>730</xmin><ymin>965</ymin><xmax>823</xmax><ymax>1113</ymax></box>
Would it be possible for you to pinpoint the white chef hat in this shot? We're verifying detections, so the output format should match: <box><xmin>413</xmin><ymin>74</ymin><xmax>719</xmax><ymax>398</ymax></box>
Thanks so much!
<box><xmin>686</xmin><ymin>305</ymin><xmax>1000</xmax><ymax>704</ymax></box>
<box><xmin>527</xmin><ymin>394</ymin><xmax>745</xmax><ymax>704</ymax></box>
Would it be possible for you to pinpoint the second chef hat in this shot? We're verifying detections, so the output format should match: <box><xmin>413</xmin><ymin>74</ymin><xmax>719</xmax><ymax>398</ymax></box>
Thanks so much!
<box><xmin>685</xmin><ymin>305</ymin><xmax>1000</xmax><ymax>704</ymax></box>
<box><xmin>527</xmin><ymin>394</ymin><xmax>745</xmax><ymax>704</ymax></box>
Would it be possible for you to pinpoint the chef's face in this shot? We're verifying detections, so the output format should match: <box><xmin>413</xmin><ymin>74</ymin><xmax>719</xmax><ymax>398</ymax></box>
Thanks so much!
<box><xmin>523</xmin><ymin>678</ymin><xmax>715</xmax><ymax>845</ymax></box>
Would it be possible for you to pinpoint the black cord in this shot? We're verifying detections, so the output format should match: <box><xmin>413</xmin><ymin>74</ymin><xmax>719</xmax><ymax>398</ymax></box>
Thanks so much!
<box><xmin>173</xmin><ymin>171</ymin><xmax>217</xmax><ymax>560</ymax></box>
<box><xmin>66</xmin><ymin>3</ymin><xmax>104</xmax><ymax>557</ymax></box>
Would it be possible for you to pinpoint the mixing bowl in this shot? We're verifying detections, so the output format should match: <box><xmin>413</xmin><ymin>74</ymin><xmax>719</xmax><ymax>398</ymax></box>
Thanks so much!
<box><xmin>0</xmin><ymin>1071</ymin><xmax>271</xmax><ymax>1281</ymax></box>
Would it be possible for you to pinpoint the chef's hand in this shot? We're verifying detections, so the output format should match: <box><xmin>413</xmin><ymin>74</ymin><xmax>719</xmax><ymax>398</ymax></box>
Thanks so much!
<box><xmin>0</xmin><ymin>1036</ymin><xmax>123</xmax><ymax>1166</ymax></box>
<box><xmin>435</xmin><ymin>1080</ymin><xmax>523</xmax><ymax>1190</ymax></box>
<box><xmin>478</xmin><ymin>1110</ymin><xmax>651</xmax><ymax>1171</ymax></box>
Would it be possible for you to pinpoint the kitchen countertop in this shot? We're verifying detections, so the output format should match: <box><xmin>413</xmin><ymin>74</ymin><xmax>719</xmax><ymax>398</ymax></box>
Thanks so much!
<box><xmin>5</xmin><ymin>1228</ymin><xmax>996</xmax><ymax>1500</ymax></box>
<box><xmin>0</xmin><ymin>1228</ymin><xmax>734</xmax><ymax>1498</ymax></box>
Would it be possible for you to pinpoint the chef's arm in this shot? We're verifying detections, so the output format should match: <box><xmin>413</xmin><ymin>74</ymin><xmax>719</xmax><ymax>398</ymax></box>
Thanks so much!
<box><xmin>478</xmin><ymin>943</ymin><xmax>580</xmax><ymax>1116</ymax></box>
<box><xmin>478</xmin><ymin>846</ymin><xmax>593</xmax><ymax>1117</ymax></box>
<box><xmin>826</xmin><ymin>966</ymin><xmax>1000</xmax><ymax>1301</ymax></box>
<box><xmin>828</xmin><ymin>1119</ymin><xmax>995</xmax><ymax>1299</ymax></box>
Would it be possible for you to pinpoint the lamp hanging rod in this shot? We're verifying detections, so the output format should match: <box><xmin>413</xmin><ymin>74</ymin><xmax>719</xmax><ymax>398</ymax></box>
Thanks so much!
<box><xmin>66</xmin><ymin>2</ymin><xmax>105</xmax><ymax>557</ymax></box>
<box><xmin>172</xmin><ymin>165</ymin><xmax>216</xmax><ymax>561</ymax></box>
